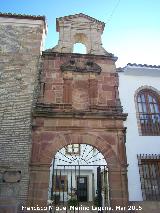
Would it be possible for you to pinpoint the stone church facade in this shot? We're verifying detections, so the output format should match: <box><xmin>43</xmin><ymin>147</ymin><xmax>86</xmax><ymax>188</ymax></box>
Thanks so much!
<box><xmin>0</xmin><ymin>12</ymin><xmax>149</xmax><ymax>213</ymax></box>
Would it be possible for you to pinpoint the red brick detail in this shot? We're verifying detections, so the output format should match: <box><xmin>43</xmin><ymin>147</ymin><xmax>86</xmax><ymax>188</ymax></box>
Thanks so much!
<box><xmin>104</xmin><ymin>77</ymin><xmax>115</xmax><ymax>85</ymax></box>
<box><xmin>43</xmin><ymin>58</ymin><xmax>49</xmax><ymax>71</ymax></box>
<box><xmin>45</xmin><ymin>83</ymin><xmax>53</xmax><ymax>90</ymax></box>
<box><xmin>63</xmin><ymin>79</ymin><xmax>72</xmax><ymax>103</ymax></box>
<box><xmin>105</xmin><ymin>148</ymin><xmax>115</xmax><ymax>158</ymax></box>
<box><xmin>110</xmin><ymin>73</ymin><xmax>118</xmax><ymax>77</ymax></box>
<box><xmin>107</xmin><ymin>100</ymin><xmax>115</xmax><ymax>106</ymax></box>
<box><xmin>74</xmin><ymin>80</ymin><xmax>88</xmax><ymax>90</ymax></box>
<box><xmin>35</xmin><ymin>118</ymin><xmax>44</xmax><ymax>127</ymax></box>
<box><xmin>32</xmin><ymin>133</ymin><xmax>41</xmax><ymax>143</ymax></box>
<box><xmin>41</xmin><ymin>132</ymin><xmax>56</xmax><ymax>142</ymax></box>
<box><xmin>102</xmin><ymin>85</ymin><xmax>114</xmax><ymax>91</ymax></box>
<box><xmin>100</xmin><ymin>134</ymin><xmax>116</xmax><ymax>145</ymax></box>
<box><xmin>54</xmin><ymin>58</ymin><xmax>61</xmax><ymax>69</ymax></box>
<box><xmin>64</xmin><ymin>134</ymin><xmax>71</xmax><ymax>144</ymax></box>
<box><xmin>48</xmin><ymin>60</ymin><xmax>55</xmax><ymax>70</ymax></box>
<box><xmin>30</xmin><ymin>53</ymin><xmax>128</xmax><ymax>208</ymax></box>
<box><xmin>89</xmin><ymin>79</ymin><xmax>98</xmax><ymax>99</ymax></box>
<box><xmin>31</xmin><ymin>143</ymin><xmax>41</xmax><ymax>162</ymax></box>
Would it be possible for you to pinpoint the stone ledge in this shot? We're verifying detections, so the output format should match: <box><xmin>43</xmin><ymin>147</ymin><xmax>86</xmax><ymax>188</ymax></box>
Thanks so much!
<box><xmin>42</xmin><ymin>51</ymin><xmax>118</xmax><ymax>61</ymax></box>
<box><xmin>33</xmin><ymin>104</ymin><xmax>127</xmax><ymax>120</ymax></box>
<box><xmin>61</xmin><ymin>59</ymin><xmax>101</xmax><ymax>74</ymax></box>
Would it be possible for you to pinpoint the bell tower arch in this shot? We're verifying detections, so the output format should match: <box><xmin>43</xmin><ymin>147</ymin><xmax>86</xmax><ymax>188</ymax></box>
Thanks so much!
<box><xmin>52</xmin><ymin>13</ymin><xmax>110</xmax><ymax>55</ymax></box>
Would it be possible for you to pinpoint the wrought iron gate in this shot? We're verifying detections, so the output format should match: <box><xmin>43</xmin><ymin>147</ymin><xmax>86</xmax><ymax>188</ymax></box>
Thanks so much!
<box><xmin>48</xmin><ymin>144</ymin><xmax>110</xmax><ymax>212</ymax></box>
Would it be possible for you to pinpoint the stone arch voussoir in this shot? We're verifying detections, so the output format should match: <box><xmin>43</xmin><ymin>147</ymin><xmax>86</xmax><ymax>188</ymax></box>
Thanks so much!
<box><xmin>36</xmin><ymin>132</ymin><xmax>118</xmax><ymax>170</ymax></box>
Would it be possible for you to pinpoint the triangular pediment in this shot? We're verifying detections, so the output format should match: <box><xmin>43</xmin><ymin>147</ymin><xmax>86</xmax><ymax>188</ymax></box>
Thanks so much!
<box><xmin>56</xmin><ymin>13</ymin><xmax>105</xmax><ymax>31</ymax></box>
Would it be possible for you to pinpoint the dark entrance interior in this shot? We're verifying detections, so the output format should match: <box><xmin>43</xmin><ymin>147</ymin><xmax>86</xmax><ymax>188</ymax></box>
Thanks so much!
<box><xmin>77</xmin><ymin>176</ymin><xmax>88</xmax><ymax>202</ymax></box>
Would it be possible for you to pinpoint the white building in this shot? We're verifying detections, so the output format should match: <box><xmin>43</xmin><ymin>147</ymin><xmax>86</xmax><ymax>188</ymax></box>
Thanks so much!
<box><xmin>118</xmin><ymin>63</ymin><xmax>160</xmax><ymax>204</ymax></box>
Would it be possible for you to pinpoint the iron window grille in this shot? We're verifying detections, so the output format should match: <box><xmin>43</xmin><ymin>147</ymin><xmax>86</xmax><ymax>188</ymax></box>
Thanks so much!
<box><xmin>137</xmin><ymin>154</ymin><xmax>160</xmax><ymax>200</ymax></box>
<box><xmin>137</xmin><ymin>90</ymin><xmax>160</xmax><ymax>135</ymax></box>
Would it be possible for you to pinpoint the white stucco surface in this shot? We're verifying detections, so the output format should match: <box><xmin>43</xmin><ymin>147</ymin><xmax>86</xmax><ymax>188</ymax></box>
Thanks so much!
<box><xmin>118</xmin><ymin>65</ymin><xmax>160</xmax><ymax>201</ymax></box>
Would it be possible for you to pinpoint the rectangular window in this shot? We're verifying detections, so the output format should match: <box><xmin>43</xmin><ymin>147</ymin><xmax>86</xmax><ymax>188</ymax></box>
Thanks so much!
<box><xmin>54</xmin><ymin>175</ymin><xmax>67</xmax><ymax>192</ymax></box>
<box><xmin>66</xmin><ymin>144</ymin><xmax>80</xmax><ymax>155</ymax></box>
<box><xmin>137</xmin><ymin>154</ymin><xmax>160</xmax><ymax>200</ymax></box>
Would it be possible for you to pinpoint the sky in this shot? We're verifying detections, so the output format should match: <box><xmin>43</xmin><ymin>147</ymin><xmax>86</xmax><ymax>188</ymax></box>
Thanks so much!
<box><xmin>1</xmin><ymin>0</ymin><xmax>160</xmax><ymax>67</ymax></box>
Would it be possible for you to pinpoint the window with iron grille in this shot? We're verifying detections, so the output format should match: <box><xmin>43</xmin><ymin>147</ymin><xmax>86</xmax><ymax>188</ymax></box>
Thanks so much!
<box><xmin>137</xmin><ymin>154</ymin><xmax>160</xmax><ymax>200</ymax></box>
<box><xmin>137</xmin><ymin>90</ymin><xmax>160</xmax><ymax>135</ymax></box>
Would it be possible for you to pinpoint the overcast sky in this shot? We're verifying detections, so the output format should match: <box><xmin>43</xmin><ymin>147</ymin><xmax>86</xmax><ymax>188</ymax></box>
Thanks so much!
<box><xmin>1</xmin><ymin>0</ymin><xmax>160</xmax><ymax>67</ymax></box>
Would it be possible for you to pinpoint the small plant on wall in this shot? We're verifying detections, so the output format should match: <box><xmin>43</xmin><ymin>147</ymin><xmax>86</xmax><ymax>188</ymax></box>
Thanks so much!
<box><xmin>67</xmin><ymin>198</ymin><xmax>78</xmax><ymax>207</ymax></box>
<box><xmin>93</xmin><ymin>196</ymin><xmax>98</xmax><ymax>207</ymax></box>
<box><xmin>67</xmin><ymin>188</ymin><xmax>78</xmax><ymax>208</ymax></box>
<box><xmin>53</xmin><ymin>194</ymin><xmax>60</xmax><ymax>205</ymax></box>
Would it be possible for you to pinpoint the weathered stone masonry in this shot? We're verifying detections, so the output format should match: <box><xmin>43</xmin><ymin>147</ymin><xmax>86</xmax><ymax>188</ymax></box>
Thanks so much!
<box><xmin>29</xmin><ymin>14</ymin><xmax>129</xmax><ymax>211</ymax></box>
<box><xmin>0</xmin><ymin>13</ymin><xmax>46</xmax><ymax>212</ymax></box>
<box><xmin>30</xmin><ymin>52</ymin><xmax>129</xmax><ymax>209</ymax></box>
<box><xmin>0</xmin><ymin>12</ymin><xmax>129</xmax><ymax>213</ymax></box>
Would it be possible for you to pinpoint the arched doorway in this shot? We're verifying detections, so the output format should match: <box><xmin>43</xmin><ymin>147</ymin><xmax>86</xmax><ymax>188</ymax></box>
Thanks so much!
<box><xmin>48</xmin><ymin>143</ymin><xmax>109</xmax><ymax>211</ymax></box>
<box><xmin>28</xmin><ymin>131</ymin><xmax>128</xmax><ymax>211</ymax></box>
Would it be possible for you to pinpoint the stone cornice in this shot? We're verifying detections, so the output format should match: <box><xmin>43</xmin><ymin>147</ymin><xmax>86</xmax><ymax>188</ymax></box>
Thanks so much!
<box><xmin>33</xmin><ymin>104</ymin><xmax>128</xmax><ymax>121</ymax></box>
<box><xmin>61</xmin><ymin>59</ymin><xmax>101</xmax><ymax>74</ymax></box>
<box><xmin>42</xmin><ymin>51</ymin><xmax>118</xmax><ymax>62</ymax></box>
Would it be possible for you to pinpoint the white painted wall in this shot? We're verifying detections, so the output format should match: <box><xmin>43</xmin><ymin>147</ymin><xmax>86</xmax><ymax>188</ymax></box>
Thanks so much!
<box><xmin>52</xmin><ymin>169</ymin><xmax>93</xmax><ymax>201</ymax></box>
<box><xmin>118</xmin><ymin>65</ymin><xmax>160</xmax><ymax>201</ymax></box>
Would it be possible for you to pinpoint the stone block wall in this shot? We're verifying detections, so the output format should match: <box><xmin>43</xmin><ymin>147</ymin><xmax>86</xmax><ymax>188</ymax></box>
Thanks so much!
<box><xmin>38</xmin><ymin>52</ymin><xmax>120</xmax><ymax>111</ymax></box>
<box><xmin>29</xmin><ymin>51</ymin><xmax>128</xmax><ymax>210</ymax></box>
<box><xmin>0</xmin><ymin>14</ymin><xmax>46</xmax><ymax>211</ymax></box>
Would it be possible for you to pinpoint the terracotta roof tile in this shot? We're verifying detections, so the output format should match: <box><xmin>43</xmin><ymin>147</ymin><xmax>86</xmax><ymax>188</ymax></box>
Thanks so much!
<box><xmin>0</xmin><ymin>12</ymin><xmax>46</xmax><ymax>22</ymax></box>
<box><xmin>0</xmin><ymin>12</ymin><xmax>47</xmax><ymax>33</ymax></box>
<box><xmin>117</xmin><ymin>63</ymin><xmax>160</xmax><ymax>72</ymax></box>
<box><xmin>127</xmin><ymin>63</ymin><xmax>160</xmax><ymax>68</ymax></box>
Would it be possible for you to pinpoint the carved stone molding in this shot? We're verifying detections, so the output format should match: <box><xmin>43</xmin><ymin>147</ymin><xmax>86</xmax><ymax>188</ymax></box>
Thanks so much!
<box><xmin>61</xmin><ymin>59</ymin><xmax>101</xmax><ymax>74</ymax></box>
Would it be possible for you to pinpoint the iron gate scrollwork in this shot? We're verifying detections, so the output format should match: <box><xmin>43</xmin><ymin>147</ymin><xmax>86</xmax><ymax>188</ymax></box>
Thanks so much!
<box><xmin>48</xmin><ymin>144</ymin><xmax>110</xmax><ymax>212</ymax></box>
